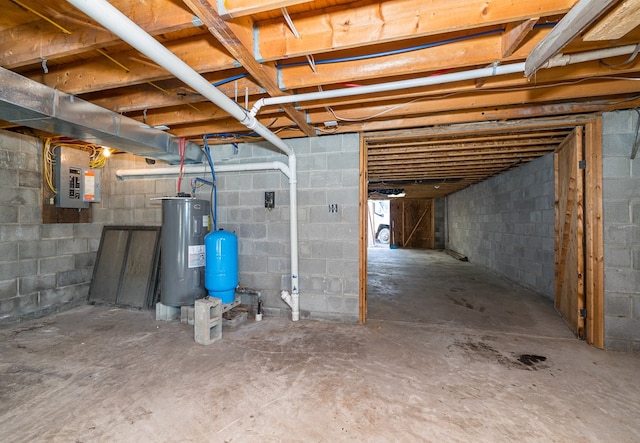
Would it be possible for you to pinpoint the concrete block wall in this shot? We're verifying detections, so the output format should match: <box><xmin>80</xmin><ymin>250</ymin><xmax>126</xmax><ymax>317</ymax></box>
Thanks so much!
<box><xmin>1</xmin><ymin>130</ymin><xmax>361</xmax><ymax>323</ymax></box>
<box><xmin>446</xmin><ymin>153</ymin><xmax>555</xmax><ymax>300</ymax></box>
<box><xmin>95</xmin><ymin>154</ymin><xmax>165</xmax><ymax>226</ymax></box>
<box><xmin>601</xmin><ymin>110</ymin><xmax>640</xmax><ymax>351</ymax></box>
<box><xmin>191</xmin><ymin>134</ymin><xmax>361</xmax><ymax>322</ymax></box>
<box><xmin>0</xmin><ymin>130</ymin><xmax>98</xmax><ymax>322</ymax></box>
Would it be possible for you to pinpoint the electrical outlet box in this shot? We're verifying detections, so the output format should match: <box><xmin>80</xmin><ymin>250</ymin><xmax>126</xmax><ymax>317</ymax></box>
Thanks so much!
<box><xmin>265</xmin><ymin>191</ymin><xmax>275</xmax><ymax>209</ymax></box>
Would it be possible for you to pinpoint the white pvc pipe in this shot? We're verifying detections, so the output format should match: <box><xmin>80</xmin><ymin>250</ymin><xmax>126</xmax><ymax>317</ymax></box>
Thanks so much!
<box><xmin>251</xmin><ymin>62</ymin><xmax>523</xmax><ymax>115</ymax></box>
<box><xmin>250</xmin><ymin>44</ymin><xmax>640</xmax><ymax>116</ymax></box>
<box><xmin>115</xmin><ymin>161</ymin><xmax>291</xmax><ymax>180</ymax></box>
<box><xmin>67</xmin><ymin>0</ymin><xmax>300</xmax><ymax>321</ymax></box>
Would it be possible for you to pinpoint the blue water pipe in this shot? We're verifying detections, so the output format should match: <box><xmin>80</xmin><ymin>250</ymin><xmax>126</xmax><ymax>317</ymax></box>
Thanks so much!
<box><xmin>202</xmin><ymin>135</ymin><xmax>218</xmax><ymax>231</ymax></box>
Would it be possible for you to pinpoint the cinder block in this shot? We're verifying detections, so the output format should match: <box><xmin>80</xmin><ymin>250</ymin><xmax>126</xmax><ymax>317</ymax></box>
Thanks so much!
<box><xmin>0</xmin><ymin>206</ymin><xmax>18</xmax><ymax>223</ymax></box>
<box><xmin>194</xmin><ymin>297</ymin><xmax>222</xmax><ymax>345</ymax></box>
<box><xmin>19</xmin><ymin>274</ymin><xmax>56</xmax><ymax>294</ymax></box>
<box><xmin>0</xmin><ymin>280</ymin><xmax>17</xmax><ymax>300</ymax></box>
<box><xmin>0</xmin><ymin>260</ymin><xmax>37</xmax><ymax>281</ymax></box>
<box><xmin>156</xmin><ymin>302</ymin><xmax>180</xmax><ymax>321</ymax></box>
<box><xmin>180</xmin><ymin>305</ymin><xmax>195</xmax><ymax>325</ymax></box>
<box><xmin>56</xmin><ymin>268</ymin><xmax>92</xmax><ymax>287</ymax></box>
<box><xmin>0</xmin><ymin>225</ymin><xmax>40</xmax><ymax>242</ymax></box>
<box><xmin>40</xmin><ymin>224</ymin><xmax>73</xmax><ymax>239</ymax></box>
<box><xmin>56</xmin><ymin>238</ymin><xmax>88</xmax><ymax>255</ymax></box>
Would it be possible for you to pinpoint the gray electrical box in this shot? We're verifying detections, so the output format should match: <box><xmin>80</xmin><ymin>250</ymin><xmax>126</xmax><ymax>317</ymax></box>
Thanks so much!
<box><xmin>54</xmin><ymin>146</ymin><xmax>101</xmax><ymax>208</ymax></box>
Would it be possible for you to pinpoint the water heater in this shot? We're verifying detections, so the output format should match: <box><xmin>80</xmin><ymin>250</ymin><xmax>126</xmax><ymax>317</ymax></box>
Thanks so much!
<box><xmin>160</xmin><ymin>197</ymin><xmax>210</xmax><ymax>306</ymax></box>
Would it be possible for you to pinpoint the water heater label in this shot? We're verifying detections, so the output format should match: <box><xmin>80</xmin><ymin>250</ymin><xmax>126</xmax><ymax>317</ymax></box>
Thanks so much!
<box><xmin>188</xmin><ymin>245</ymin><xmax>205</xmax><ymax>268</ymax></box>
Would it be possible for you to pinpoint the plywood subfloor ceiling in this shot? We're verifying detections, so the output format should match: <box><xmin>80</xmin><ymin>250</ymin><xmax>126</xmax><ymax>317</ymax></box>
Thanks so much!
<box><xmin>2</xmin><ymin>0</ymin><xmax>640</xmax><ymax>197</ymax></box>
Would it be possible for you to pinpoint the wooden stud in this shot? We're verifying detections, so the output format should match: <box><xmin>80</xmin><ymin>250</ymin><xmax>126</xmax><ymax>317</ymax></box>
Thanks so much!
<box><xmin>359</xmin><ymin>134</ymin><xmax>368</xmax><ymax>324</ymax></box>
<box><xmin>583</xmin><ymin>117</ymin><xmax>605</xmax><ymax>348</ymax></box>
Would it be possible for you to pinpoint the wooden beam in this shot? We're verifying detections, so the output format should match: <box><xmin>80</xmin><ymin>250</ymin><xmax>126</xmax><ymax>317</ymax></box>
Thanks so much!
<box><xmin>367</xmin><ymin>131</ymin><xmax>571</xmax><ymax>147</ymax></box>
<box><xmin>282</xmin><ymin>52</ymin><xmax>640</xmax><ymax>109</ymax></box>
<box><xmin>277</xmin><ymin>28</ymin><xmax>549</xmax><ymax>90</ymax></box>
<box><xmin>183</xmin><ymin>0</ymin><xmax>316</xmax><ymax>137</ymax></box>
<box><xmin>365</xmin><ymin>115</ymin><xmax>599</xmax><ymax>138</ymax></box>
<box><xmin>25</xmin><ymin>36</ymin><xmax>236</xmax><ymax>94</ymax></box>
<box><xmin>303</xmin><ymin>77</ymin><xmax>640</xmax><ymax>126</ymax></box>
<box><xmin>368</xmin><ymin>143</ymin><xmax>565</xmax><ymax>155</ymax></box>
<box><xmin>255</xmin><ymin>0</ymin><xmax>577</xmax><ymax>62</ymax></box>
<box><xmin>524</xmin><ymin>0</ymin><xmax>621</xmax><ymax>76</ymax></box>
<box><xmin>583</xmin><ymin>0</ymin><xmax>640</xmax><ymax>41</ymax></box>
<box><xmin>216</xmin><ymin>0</ymin><xmax>313</xmax><ymax>19</ymax></box>
<box><xmin>371</xmin><ymin>153</ymin><xmax>556</xmax><ymax>168</ymax></box>
<box><xmin>85</xmin><ymin>74</ymin><xmax>263</xmax><ymax>112</ymax></box>
<box><xmin>502</xmin><ymin>18</ymin><xmax>539</xmax><ymax>58</ymax></box>
<box><xmin>169</xmin><ymin>116</ymin><xmax>297</xmax><ymax>138</ymax></box>
<box><xmin>0</xmin><ymin>0</ymin><xmax>197</xmax><ymax>69</ymax></box>
<box><xmin>370</xmin><ymin>146</ymin><xmax>560</xmax><ymax>162</ymax></box>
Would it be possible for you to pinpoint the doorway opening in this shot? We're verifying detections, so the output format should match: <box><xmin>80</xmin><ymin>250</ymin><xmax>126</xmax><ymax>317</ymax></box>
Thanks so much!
<box><xmin>360</xmin><ymin>120</ymin><xmax>604</xmax><ymax>348</ymax></box>
<box><xmin>367</xmin><ymin>200</ymin><xmax>390</xmax><ymax>247</ymax></box>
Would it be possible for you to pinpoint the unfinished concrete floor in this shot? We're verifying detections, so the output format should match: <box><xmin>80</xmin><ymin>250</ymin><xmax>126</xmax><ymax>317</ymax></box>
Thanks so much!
<box><xmin>1</xmin><ymin>249</ymin><xmax>639</xmax><ymax>442</ymax></box>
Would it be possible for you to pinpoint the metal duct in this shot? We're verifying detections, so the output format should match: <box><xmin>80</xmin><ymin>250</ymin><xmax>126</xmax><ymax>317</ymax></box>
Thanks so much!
<box><xmin>0</xmin><ymin>67</ymin><xmax>202</xmax><ymax>164</ymax></box>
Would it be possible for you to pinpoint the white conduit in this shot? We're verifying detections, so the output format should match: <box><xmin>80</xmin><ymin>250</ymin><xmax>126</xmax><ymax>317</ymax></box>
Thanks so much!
<box><xmin>115</xmin><ymin>162</ymin><xmax>292</xmax><ymax>181</ymax></box>
<box><xmin>250</xmin><ymin>44</ymin><xmax>640</xmax><ymax>116</ymax></box>
<box><xmin>67</xmin><ymin>0</ymin><xmax>300</xmax><ymax>321</ymax></box>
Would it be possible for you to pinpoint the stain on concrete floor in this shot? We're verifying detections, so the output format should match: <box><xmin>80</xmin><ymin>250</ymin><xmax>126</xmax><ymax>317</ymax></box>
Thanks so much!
<box><xmin>0</xmin><ymin>249</ymin><xmax>639</xmax><ymax>441</ymax></box>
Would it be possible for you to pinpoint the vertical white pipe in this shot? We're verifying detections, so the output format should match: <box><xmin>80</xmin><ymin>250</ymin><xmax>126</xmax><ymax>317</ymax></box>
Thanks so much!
<box><xmin>288</xmin><ymin>156</ymin><xmax>300</xmax><ymax>321</ymax></box>
<box><xmin>67</xmin><ymin>0</ymin><xmax>300</xmax><ymax>321</ymax></box>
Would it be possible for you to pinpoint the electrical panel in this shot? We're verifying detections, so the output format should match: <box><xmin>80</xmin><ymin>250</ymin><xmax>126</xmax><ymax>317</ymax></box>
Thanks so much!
<box><xmin>54</xmin><ymin>146</ymin><xmax>101</xmax><ymax>208</ymax></box>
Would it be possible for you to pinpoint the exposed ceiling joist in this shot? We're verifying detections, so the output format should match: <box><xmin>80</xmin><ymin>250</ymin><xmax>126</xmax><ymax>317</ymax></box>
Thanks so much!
<box><xmin>1</xmin><ymin>0</ymin><xmax>197</xmax><ymax>69</ymax></box>
<box><xmin>525</xmin><ymin>0</ymin><xmax>621</xmax><ymax>76</ymax></box>
<box><xmin>4</xmin><ymin>0</ymin><xmax>640</xmax><ymax>199</ymax></box>
<box><xmin>583</xmin><ymin>0</ymin><xmax>640</xmax><ymax>41</ymax></box>
<box><xmin>183</xmin><ymin>0</ymin><xmax>316</xmax><ymax>137</ymax></box>
<box><xmin>255</xmin><ymin>0</ymin><xmax>576</xmax><ymax>62</ymax></box>
<box><xmin>216</xmin><ymin>0</ymin><xmax>313</xmax><ymax>19</ymax></box>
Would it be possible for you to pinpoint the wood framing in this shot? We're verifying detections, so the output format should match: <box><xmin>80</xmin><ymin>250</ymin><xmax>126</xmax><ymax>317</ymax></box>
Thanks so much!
<box><xmin>389</xmin><ymin>199</ymin><xmax>435</xmax><ymax>249</ymax></box>
<box><xmin>554</xmin><ymin>127</ymin><xmax>586</xmax><ymax>339</ymax></box>
<box><xmin>583</xmin><ymin>0</ymin><xmax>640</xmax><ymax>41</ymax></box>
<box><xmin>583</xmin><ymin>117</ymin><xmax>605</xmax><ymax>348</ymax></box>
<box><xmin>525</xmin><ymin>0</ymin><xmax>620</xmax><ymax>76</ymax></box>
<box><xmin>359</xmin><ymin>134</ymin><xmax>368</xmax><ymax>324</ymax></box>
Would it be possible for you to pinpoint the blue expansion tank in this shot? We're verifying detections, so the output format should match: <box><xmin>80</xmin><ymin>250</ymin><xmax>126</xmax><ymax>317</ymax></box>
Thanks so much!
<box><xmin>204</xmin><ymin>229</ymin><xmax>238</xmax><ymax>304</ymax></box>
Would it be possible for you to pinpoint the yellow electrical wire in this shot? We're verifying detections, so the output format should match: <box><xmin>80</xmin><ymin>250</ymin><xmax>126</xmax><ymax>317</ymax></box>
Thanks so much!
<box><xmin>43</xmin><ymin>138</ymin><xmax>56</xmax><ymax>193</ymax></box>
<box><xmin>43</xmin><ymin>138</ymin><xmax>111</xmax><ymax>193</ymax></box>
